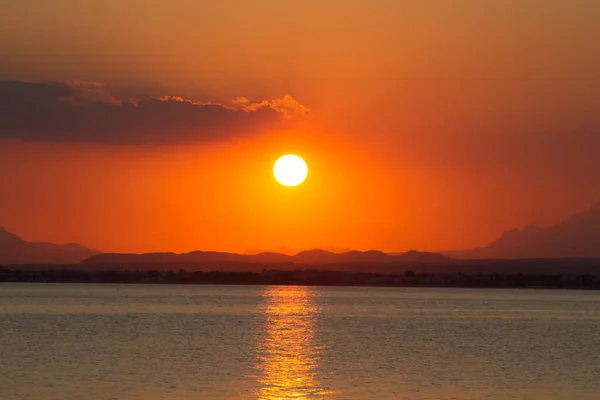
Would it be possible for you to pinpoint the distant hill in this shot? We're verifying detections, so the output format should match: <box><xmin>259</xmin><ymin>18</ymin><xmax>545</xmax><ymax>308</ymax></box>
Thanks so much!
<box><xmin>243</xmin><ymin>246</ymin><xmax>351</xmax><ymax>256</ymax></box>
<box><xmin>0</xmin><ymin>227</ymin><xmax>100</xmax><ymax>264</ymax></box>
<box><xmin>82</xmin><ymin>248</ymin><xmax>451</xmax><ymax>266</ymax></box>
<box><xmin>444</xmin><ymin>201</ymin><xmax>600</xmax><ymax>259</ymax></box>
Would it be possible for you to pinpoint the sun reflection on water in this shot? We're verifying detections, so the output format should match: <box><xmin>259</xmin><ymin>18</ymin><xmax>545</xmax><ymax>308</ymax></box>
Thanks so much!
<box><xmin>255</xmin><ymin>286</ymin><xmax>331</xmax><ymax>400</ymax></box>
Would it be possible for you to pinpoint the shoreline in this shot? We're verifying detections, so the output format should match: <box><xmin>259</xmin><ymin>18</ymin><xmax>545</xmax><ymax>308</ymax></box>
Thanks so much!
<box><xmin>2</xmin><ymin>268</ymin><xmax>600</xmax><ymax>290</ymax></box>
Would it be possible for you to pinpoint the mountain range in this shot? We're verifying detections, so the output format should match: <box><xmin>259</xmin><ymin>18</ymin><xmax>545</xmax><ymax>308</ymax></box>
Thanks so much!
<box><xmin>243</xmin><ymin>246</ymin><xmax>352</xmax><ymax>256</ymax></box>
<box><xmin>0</xmin><ymin>227</ymin><xmax>99</xmax><ymax>264</ymax></box>
<box><xmin>2</xmin><ymin>201</ymin><xmax>600</xmax><ymax>265</ymax></box>
<box><xmin>81</xmin><ymin>248</ymin><xmax>450</xmax><ymax>266</ymax></box>
<box><xmin>444</xmin><ymin>201</ymin><xmax>600</xmax><ymax>259</ymax></box>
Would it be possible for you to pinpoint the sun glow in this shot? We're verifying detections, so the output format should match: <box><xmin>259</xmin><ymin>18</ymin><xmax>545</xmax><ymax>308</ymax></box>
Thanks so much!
<box><xmin>273</xmin><ymin>154</ymin><xmax>308</xmax><ymax>187</ymax></box>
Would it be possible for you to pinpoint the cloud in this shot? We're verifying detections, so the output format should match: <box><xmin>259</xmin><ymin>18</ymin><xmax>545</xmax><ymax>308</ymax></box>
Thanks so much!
<box><xmin>0</xmin><ymin>80</ymin><xmax>309</xmax><ymax>145</ymax></box>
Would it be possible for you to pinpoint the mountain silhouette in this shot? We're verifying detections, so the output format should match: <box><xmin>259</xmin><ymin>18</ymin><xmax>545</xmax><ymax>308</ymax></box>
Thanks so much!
<box><xmin>82</xmin><ymin>248</ymin><xmax>451</xmax><ymax>265</ymax></box>
<box><xmin>0</xmin><ymin>227</ymin><xmax>100</xmax><ymax>264</ymax></box>
<box><xmin>11</xmin><ymin>198</ymin><xmax>600</xmax><ymax>266</ymax></box>
<box><xmin>444</xmin><ymin>201</ymin><xmax>600</xmax><ymax>259</ymax></box>
<box><xmin>243</xmin><ymin>246</ymin><xmax>351</xmax><ymax>256</ymax></box>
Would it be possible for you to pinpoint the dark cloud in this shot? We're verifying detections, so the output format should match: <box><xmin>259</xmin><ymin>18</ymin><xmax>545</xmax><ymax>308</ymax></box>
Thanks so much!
<box><xmin>0</xmin><ymin>80</ymin><xmax>309</xmax><ymax>145</ymax></box>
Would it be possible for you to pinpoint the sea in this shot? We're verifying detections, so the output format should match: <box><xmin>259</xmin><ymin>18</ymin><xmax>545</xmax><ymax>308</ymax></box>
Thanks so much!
<box><xmin>1</xmin><ymin>283</ymin><xmax>599</xmax><ymax>399</ymax></box>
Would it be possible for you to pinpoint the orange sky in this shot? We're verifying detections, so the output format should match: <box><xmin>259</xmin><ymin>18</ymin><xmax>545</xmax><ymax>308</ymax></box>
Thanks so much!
<box><xmin>1</xmin><ymin>0</ymin><xmax>600</xmax><ymax>253</ymax></box>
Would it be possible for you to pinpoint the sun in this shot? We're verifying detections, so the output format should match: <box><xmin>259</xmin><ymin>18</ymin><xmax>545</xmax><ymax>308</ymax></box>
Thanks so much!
<box><xmin>273</xmin><ymin>154</ymin><xmax>308</xmax><ymax>187</ymax></box>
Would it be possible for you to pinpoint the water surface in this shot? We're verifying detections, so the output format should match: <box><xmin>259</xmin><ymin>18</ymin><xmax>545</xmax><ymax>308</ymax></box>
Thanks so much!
<box><xmin>1</xmin><ymin>283</ymin><xmax>599</xmax><ymax>399</ymax></box>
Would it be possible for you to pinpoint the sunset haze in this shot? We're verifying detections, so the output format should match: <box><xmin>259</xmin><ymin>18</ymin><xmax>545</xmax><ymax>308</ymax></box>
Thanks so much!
<box><xmin>1</xmin><ymin>0</ymin><xmax>600</xmax><ymax>254</ymax></box>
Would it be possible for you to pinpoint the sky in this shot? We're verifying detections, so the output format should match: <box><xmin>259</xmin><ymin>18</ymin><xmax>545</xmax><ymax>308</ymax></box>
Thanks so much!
<box><xmin>1</xmin><ymin>0</ymin><xmax>599</xmax><ymax>254</ymax></box>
